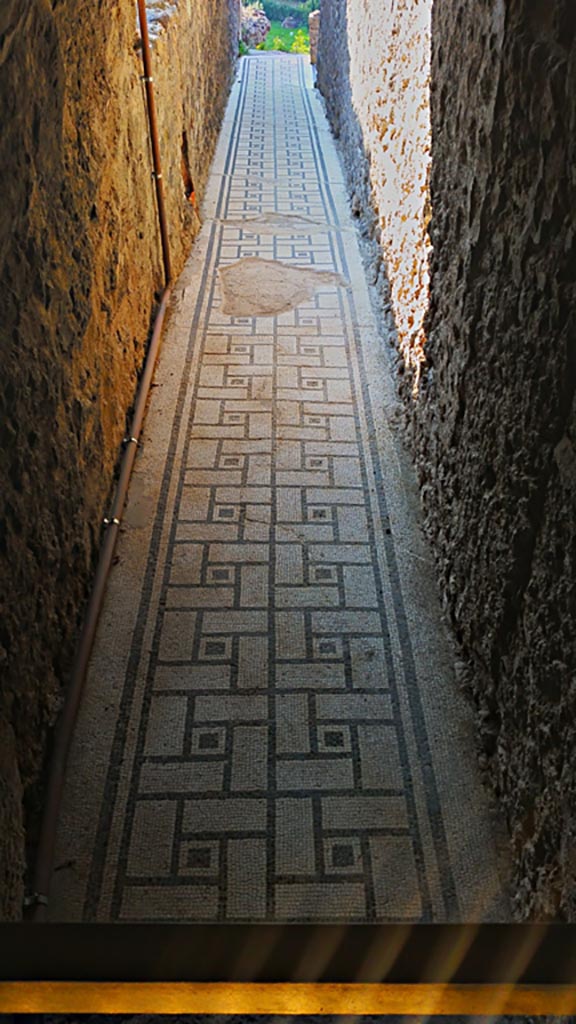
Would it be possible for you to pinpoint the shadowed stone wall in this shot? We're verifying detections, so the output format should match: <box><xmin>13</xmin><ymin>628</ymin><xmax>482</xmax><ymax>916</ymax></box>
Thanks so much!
<box><xmin>0</xmin><ymin>0</ymin><xmax>239</xmax><ymax>918</ymax></box>
<box><xmin>318</xmin><ymin>0</ymin><xmax>576</xmax><ymax>918</ymax></box>
<box><xmin>421</xmin><ymin>0</ymin><xmax>576</xmax><ymax>921</ymax></box>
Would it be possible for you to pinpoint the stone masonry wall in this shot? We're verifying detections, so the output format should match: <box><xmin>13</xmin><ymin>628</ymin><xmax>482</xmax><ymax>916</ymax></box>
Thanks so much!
<box><xmin>317</xmin><ymin>0</ymin><xmax>431</xmax><ymax>393</ymax></box>
<box><xmin>318</xmin><ymin>0</ymin><xmax>576</xmax><ymax>918</ymax></box>
<box><xmin>0</xmin><ymin>0</ymin><xmax>239</xmax><ymax>918</ymax></box>
<box><xmin>421</xmin><ymin>0</ymin><xmax>576</xmax><ymax>921</ymax></box>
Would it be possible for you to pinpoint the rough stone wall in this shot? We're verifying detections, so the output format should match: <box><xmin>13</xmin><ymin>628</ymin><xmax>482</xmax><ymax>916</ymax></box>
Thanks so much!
<box><xmin>318</xmin><ymin>0</ymin><xmax>576</xmax><ymax>919</ymax></box>
<box><xmin>420</xmin><ymin>0</ymin><xmax>576</xmax><ymax>921</ymax></box>
<box><xmin>309</xmin><ymin>10</ymin><xmax>320</xmax><ymax>66</ymax></box>
<box><xmin>317</xmin><ymin>0</ymin><xmax>431</xmax><ymax>391</ymax></box>
<box><xmin>0</xmin><ymin>0</ymin><xmax>239</xmax><ymax>919</ymax></box>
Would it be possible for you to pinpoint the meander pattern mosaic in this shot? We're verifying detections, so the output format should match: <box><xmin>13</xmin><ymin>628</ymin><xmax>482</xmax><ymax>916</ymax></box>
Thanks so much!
<box><xmin>76</xmin><ymin>56</ymin><xmax>492</xmax><ymax>923</ymax></box>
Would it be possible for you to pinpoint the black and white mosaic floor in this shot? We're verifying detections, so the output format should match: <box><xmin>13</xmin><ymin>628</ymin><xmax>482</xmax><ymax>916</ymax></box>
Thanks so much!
<box><xmin>51</xmin><ymin>54</ymin><xmax>508</xmax><ymax>924</ymax></box>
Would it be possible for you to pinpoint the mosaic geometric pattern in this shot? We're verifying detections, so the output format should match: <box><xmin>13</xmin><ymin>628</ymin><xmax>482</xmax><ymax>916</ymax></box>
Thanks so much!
<box><xmin>53</xmin><ymin>55</ymin><xmax>505</xmax><ymax>924</ymax></box>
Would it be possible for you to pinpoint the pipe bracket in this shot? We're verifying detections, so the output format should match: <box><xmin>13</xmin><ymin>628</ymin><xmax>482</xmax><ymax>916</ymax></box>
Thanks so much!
<box><xmin>141</xmin><ymin>75</ymin><xmax>154</xmax><ymax>83</ymax></box>
<box><xmin>123</xmin><ymin>436</ymin><xmax>139</xmax><ymax>447</ymax></box>
<box><xmin>23</xmin><ymin>892</ymin><xmax>49</xmax><ymax>908</ymax></box>
<box><xmin>103</xmin><ymin>517</ymin><xmax>121</xmax><ymax>528</ymax></box>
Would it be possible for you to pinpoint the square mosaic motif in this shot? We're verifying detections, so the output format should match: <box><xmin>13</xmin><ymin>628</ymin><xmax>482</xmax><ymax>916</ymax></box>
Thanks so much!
<box><xmin>79</xmin><ymin>55</ymin><xmax>470</xmax><ymax>924</ymax></box>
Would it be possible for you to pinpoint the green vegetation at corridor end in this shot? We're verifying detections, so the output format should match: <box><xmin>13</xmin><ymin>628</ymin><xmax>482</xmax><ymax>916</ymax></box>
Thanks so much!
<box><xmin>240</xmin><ymin>0</ymin><xmax>312</xmax><ymax>54</ymax></box>
<box><xmin>259</xmin><ymin>20</ymin><xmax>310</xmax><ymax>53</ymax></box>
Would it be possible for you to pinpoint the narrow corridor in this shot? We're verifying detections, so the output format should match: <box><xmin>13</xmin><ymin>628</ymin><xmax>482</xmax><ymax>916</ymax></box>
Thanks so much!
<box><xmin>51</xmin><ymin>53</ymin><xmax>507</xmax><ymax>923</ymax></box>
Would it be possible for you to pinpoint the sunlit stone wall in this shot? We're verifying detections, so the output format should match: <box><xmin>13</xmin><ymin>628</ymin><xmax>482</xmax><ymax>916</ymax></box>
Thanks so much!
<box><xmin>0</xmin><ymin>0</ymin><xmax>239</xmax><ymax>918</ymax></box>
<box><xmin>318</xmin><ymin>0</ymin><xmax>432</xmax><ymax>392</ymax></box>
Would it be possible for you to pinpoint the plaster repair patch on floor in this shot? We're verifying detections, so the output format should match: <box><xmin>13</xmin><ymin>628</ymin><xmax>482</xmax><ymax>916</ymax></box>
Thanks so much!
<box><xmin>218</xmin><ymin>256</ymin><xmax>348</xmax><ymax>317</ymax></box>
<box><xmin>222</xmin><ymin>211</ymin><xmax>345</xmax><ymax>233</ymax></box>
